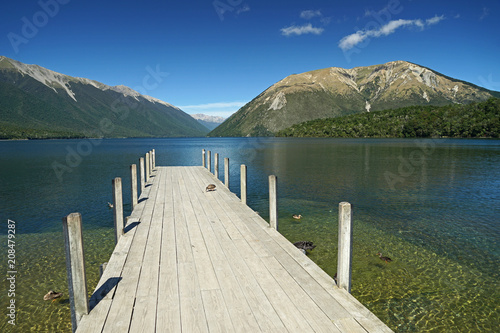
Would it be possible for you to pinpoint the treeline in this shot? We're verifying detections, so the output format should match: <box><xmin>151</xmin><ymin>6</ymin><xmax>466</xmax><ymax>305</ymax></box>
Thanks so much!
<box><xmin>0</xmin><ymin>122</ymin><xmax>86</xmax><ymax>140</ymax></box>
<box><xmin>276</xmin><ymin>98</ymin><xmax>500</xmax><ymax>138</ymax></box>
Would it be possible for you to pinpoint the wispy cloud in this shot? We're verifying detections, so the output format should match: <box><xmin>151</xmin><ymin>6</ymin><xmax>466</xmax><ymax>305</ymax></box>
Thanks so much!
<box><xmin>281</xmin><ymin>23</ymin><xmax>324</xmax><ymax>36</ymax></box>
<box><xmin>237</xmin><ymin>5</ymin><xmax>250</xmax><ymax>15</ymax></box>
<box><xmin>480</xmin><ymin>7</ymin><xmax>489</xmax><ymax>20</ymax></box>
<box><xmin>300</xmin><ymin>10</ymin><xmax>322</xmax><ymax>20</ymax></box>
<box><xmin>339</xmin><ymin>15</ymin><xmax>445</xmax><ymax>51</ymax></box>
<box><xmin>179</xmin><ymin>101</ymin><xmax>246</xmax><ymax>110</ymax></box>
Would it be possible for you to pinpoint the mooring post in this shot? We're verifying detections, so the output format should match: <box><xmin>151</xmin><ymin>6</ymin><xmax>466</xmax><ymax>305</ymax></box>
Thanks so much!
<box><xmin>139</xmin><ymin>157</ymin><xmax>145</xmax><ymax>192</ymax></box>
<box><xmin>202</xmin><ymin>149</ymin><xmax>206</xmax><ymax>168</ymax></box>
<box><xmin>207</xmin><ymin>150</ymin><xmax>212</xmax><ymax>173</ymax></box>
<box><xmin>145</xmin><ymin>152</ymin><xmax>150</xmax><ymax>182</ymax></box>
<box><xmin>149</xmin><ymin>150</ymin><xmax>153</xmax><ymax>175</ymax></box>
<box><xmin>337</xmin><ymin>202</ymin><xmax>353</xmax><ymax>293</ymax></box>
<box><xmin>62</xmin><ymin>212</ymin><xmax>89</xmax><ymax>332</ymax></box>
<box><xmin>269</xmin><ymin>175</ymin><xmax>278</xmax><ymax>230</ymax></box>
<box><xmin>130</xmin><ymin>164</ymin><xmax>138</xmax><ymax>209</ymax></box>
<box><xmin>214</xmin><ymin>153</ymin><xmax>219</xmax><ymax>179</ymax></box>
<box><xmin>99</xmin><ymin>262</ymin><xmax>108</xmax><ymax>279</ymax></box>
<box><xmin>112</xmin><ymin>177</ymin><xmax>124</xmax><ymax>244</ymax></box>
<box><xmin>224</xmin><ymin>157</ymin><xmax>229</xmax><ymax>188</ymax></box>
<box><xmin>241</xmin><ymin>164</ymin><xmax>247</xmax><ymax>205</ymax></box>
<box><xmin>152</xmin><ymin>149</ymin><xmax>156</xmax><ymax>169</ymax></box>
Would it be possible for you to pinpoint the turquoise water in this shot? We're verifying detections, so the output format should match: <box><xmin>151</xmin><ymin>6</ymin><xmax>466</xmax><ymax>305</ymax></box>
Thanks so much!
<box><xmin>0</xmin><ymin>137</ymin><xmax>499</xmax><ymax>332</ymax></box>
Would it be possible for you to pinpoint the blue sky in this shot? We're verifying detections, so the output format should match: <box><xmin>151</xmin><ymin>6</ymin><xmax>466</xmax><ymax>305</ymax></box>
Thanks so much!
<box><xmin>1</xmin><ymin>0</ymin><xmax>499</xmax><ymax>117</ymax></box>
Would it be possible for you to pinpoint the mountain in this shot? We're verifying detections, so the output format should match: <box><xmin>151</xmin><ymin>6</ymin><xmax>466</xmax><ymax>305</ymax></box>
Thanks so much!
<box><xmin>209</xmin><ymin>61</ymin><xmax>500</xmax><ymax>137</ymax></box>
<box><xmin>190</xmin><ymin>114</ymin><xmax>226</xmax><ymax>131</ymax></box>
<box><xmin>0</xmin><ymin>56</ymin><xmax>208</xmax><ymax>139</ymax></box>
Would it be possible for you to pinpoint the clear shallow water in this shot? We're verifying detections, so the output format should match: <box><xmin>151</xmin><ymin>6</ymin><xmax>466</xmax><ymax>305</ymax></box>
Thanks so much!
<box><xmin>0</xmin><ymin>137</ymin><xmax>498</xmax><ymax>332</ymax></box>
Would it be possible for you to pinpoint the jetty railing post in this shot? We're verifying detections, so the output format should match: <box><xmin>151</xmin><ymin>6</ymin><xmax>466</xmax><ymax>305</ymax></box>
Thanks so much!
<box><xmin>207</xmin><ymin>150</ymin><xmax>212</xmax><ymax>173</ymax></box>
<box><xmin>62</xmin><ymin>212</ymin><xmax>89</xmax><ymax>332</ymax></box>
<box><xmin>224</xmin><ymin>157</ymin><xmax>229</xmax><ymax>188</ymax></box>
<box><xmin>130</xmin><ymin>164</ymin><xmax>138</xmax><ymax>209</ymax></box>
<box><xmin>145</xmin><ymin>152</ymin><xmax>150</xmax><ymax>182</ymax></box>
<box><xmin>269</xmin><ymin>175</ymin><xmax>278</xmax><ymax>230</ymax></box>
<box><xmin>214</xmin><ymin>153</ymin><xmax>219</xmax><ymax>179</ymax></box>
<box><xmin>139</xmin><ymin>157</ymin><xmax>145</xmax><ymax>192</ymax></box>
<box><xmin>337</xmin><ymin>202</ymin><xmax>353</xmax><ymax>293</ymax></box>
<box><xmin>241</xmin><ymin>164</ymin><xmax>247</xmax><ymax>205</ymax></box>
<box><xmin>202</xmin><ymin>149</ymin><xmax>206</xmax><ymax>168</ymax></box>
<box><xmin>112</xmin><ymin>177</ymin><xmax>124</xmax><ymax>244</ymax></box>
<box><xmin>152</xmin><ymin>149</ymin><xmax>155</xmax><ymax>169</ymax></box>
<box><xmin>149</xmin><ymin>150</ymin><xmax>153</xmax><ymax>174</ymax></box>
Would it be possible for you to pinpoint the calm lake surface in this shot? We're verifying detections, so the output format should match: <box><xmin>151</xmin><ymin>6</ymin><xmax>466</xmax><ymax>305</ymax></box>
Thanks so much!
<box><xmin>0</xmin><ymin>137</ymin><xmax>499</xmax><ymax>332</ymax></box>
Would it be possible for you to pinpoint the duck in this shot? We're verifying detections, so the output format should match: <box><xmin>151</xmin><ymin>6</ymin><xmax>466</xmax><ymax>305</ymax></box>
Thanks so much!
<box><xmin>292</xmin><ymin>214</ymin><xmax>302</xmax><ymax>220</ymax></box>
<box><xmin>293</xmin><ymin>241</ymin><xmax>316</xmax><ymax>251</ymax></box>
<box><xmin>43</xmin><ymin>290</ymin><xmax>63</xmax><ymax>302</ymax></box>
<box><xmin>107</xmin><ymin>202</ymin><xmax>113</xmax><ymax>209</ymax></box>
<box><xmin>206</xmin><ymin>184</ymin><xmax>216</xmax><ymax>192</ymax></box>
<box><xmin>376</xmin><ymin>252</ymin><xmax>393</xmax><ymax>263</ymax></box>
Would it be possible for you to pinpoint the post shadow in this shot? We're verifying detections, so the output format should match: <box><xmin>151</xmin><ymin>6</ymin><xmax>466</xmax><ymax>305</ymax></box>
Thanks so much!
<box><xmin>88</xmin><ymin>277</ymin><xmax>122</xmax><ymax>310</ymax></box>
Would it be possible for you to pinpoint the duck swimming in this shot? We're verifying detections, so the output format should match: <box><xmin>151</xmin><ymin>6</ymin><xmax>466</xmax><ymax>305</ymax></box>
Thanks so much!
<box><xmin>293</xmin><ymin>241</ymin><xmax>316</xmax><ymax>251</ymax></box>
<box><xmin>376</xmin><ymin>252</ymin><xmax>393</xmax><ymax>263</ymax></box>
<box><xmin>292</xmin><ymin>214</ymin><xmax>302</xmax><ymax>220</ymax></box>
<box><xmin>44</xmin><ymin>290</ymin><xmax>63</xmax><ymax>302</ymax></box>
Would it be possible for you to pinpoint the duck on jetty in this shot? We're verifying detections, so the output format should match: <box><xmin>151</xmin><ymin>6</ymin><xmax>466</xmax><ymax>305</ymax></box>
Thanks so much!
<box><xmin>206</xmin><ymin>184</ymin><xmax>216</xmax><ymax>192</ymax></box>
<box><xmin>43</xmin><ymin>290</ymin><xmax>63</xmax><ymax>302</ymax></box>
<box><xmin>293</xmin><ymin>241</ymin><xmax>316</xmax><ymax>254</ymax></box>
<box><xmin>292</xmin><ymin>214</ymin><xmax>302</xmax><ymax>220</ymax></box>
<box><xmin>376</xmin><ymin>252</ymin><xmax>393</xmax><ymax>263</ymax></box>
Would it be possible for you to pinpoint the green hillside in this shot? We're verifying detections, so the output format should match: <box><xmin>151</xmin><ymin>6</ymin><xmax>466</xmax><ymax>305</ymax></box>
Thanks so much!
<box><xmin>0</xmin><ymin>58</ymin><xmax>208</xmax><ymax>139</ymax></box>
<box><xmin>276</xmin><ymin>98</ymin><xmax>500</xmax><ymax>139</ymax></box>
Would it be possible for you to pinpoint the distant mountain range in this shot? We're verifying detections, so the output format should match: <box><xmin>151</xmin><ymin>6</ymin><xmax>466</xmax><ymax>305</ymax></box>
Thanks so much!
<box><xmin>190</xmin><ymin>114</ymin><xmax>226</xmax><ymax>131</ymax></box>
<box><xmin>209</xmin><ymin>61</ymin><xmax>500</xmax><ymax>137</ymax></box>
<box><xmin>0</xmin><ymin>56</ymin><xmax>208</xmax><ymax>139</ymax></box>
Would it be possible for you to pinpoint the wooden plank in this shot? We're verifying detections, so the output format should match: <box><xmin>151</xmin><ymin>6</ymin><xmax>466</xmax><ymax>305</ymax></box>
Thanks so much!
<box><xmin>201</xmin><ymin>289</ymin><xmax>235</xmax><ymax>333</ymax></box>
<box><xmin>183</xmin><ymin>167</ymin><xmax>263</xmax><ymax>332</ymax></box>
<box><xmin>156</xmin><ymin>167</ymin><xmax>182</xmax><ymax>332</ymax></box>
<box><xmin>128</xmin><ymin>168</ymin><xmax>165</xmax><ymax>332</ymax></box>
<box><xmin>101</xmin><ymin>167</ymin><xmax>163</xmax><ymax>332</ymax></box>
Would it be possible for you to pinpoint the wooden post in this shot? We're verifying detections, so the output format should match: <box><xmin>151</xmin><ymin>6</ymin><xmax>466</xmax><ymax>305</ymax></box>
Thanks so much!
<box><xmin>269</xmin><ymin>175</ymin><xmax>278</xmax><ymax>230</ymax></box>
<box><xmin>207</xmin><ymin>150</ymin><xmax>211</xmax><ymax>173</ymax></box>
<box><xmin>202</xmin><ymin>149</ymin><xmax>206</xmax><ymax>168</ymax></box>
<box><xmin>214</xmin><ymin>153</ymin><xmax>219</xmax><ymax>179</ymax></box>
<box><xmin>112</xmin><ymin>177</ymin><xmax>124</xmax><ymax>244</ymax></box>
<box><xmin>240</xmin><ymin>164</ymin><xmax>247</xmax><ymax>205</ymax></box>
<box><xmin>145</xmin><ymin>152</ymin><xmax>150</xmax><ymax>181</ymax></box>
<box><xmin>99</xmin><ymin>262</ymin><xmax>108</xmax><ymax>279</ymax></box>
<box><xmin>152</xmin><ymin>149</ymin><xmax>156</xmax><ymax>169</ymax></box>
<box><xmin>130</xmin><ymin>164</ymin><xmax>138</xmax><ymax>209</ymax></box>
<box><xmin>337</xmin><ymin>202</ymin><xmax>353</xmax><ymax>293</ymax></box>
<box><xmin>224</xmin><ymin>157</ymin><xmax>229</xmax><ymax>188</ymax></box>
<box><xmin>149</xmin><ymin>150</ymin><xmax>153</xmax><ymax>174</ymax></box>
<box><xmin>62</xmin><ymin>213</ymin><xmax>89</xmax><ymax>332</ymax></box>
<box><xmin>139</xmin><ymin>157</ymin><xmax>145</xmax><ymax>191</ymax></box>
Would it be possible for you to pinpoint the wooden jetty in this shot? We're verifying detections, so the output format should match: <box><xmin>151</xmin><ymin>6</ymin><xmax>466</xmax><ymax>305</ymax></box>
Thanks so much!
<box><xmin>64</xmin><ymin>150</ymin><xmax>393</xmax><ymax>333</ymax></box>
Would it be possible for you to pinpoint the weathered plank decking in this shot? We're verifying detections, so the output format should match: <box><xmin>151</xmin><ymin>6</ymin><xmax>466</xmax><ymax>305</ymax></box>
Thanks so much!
<box><xmin>76</xmin><ymin>166</ymin><xmax>393</xmax><ymax>332</ymax></box>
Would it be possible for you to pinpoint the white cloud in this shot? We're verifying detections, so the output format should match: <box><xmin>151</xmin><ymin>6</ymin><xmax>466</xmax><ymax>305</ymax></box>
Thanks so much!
<box><xmin>339</xmin><ymin>15</ymin><xmax>445</xmax><ymax>51</ymax></box>
<box><xmin>178</xmin><ymin>101</ymin><xmax>246</xmax><ymax>118</ymax></box>
<box><xmin>426</xmin><ymin>15</ymin><xmax>445</xmax><ymax>25</ymax></box>
<box><xmin>300</xmin><ymin>10</ymin><xmax>322</xmax><ymax>20</ymax></box>
<box><xmin>237</xmin><ymin>5</ymin><xmax>250</xmax><ymax>15</ymax></box>
<box><xmin>281</xmin><ymin>23</ymin><xmax>324</xmax><ymax>36</ymax></box>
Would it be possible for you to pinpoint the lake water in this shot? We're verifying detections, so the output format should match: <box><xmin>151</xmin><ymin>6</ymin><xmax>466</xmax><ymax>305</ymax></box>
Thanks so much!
<box><xmin>0</xmin><ymin>137</ymin><xmax>499</xmax><ymax>332</ymax></box>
